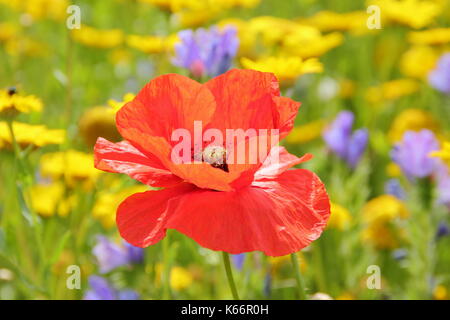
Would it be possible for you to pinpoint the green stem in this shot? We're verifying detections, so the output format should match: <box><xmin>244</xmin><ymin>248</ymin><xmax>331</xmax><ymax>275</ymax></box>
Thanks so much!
<box><xmin>162</xmin><ymin>236</ymin><xmax>172</xmax><ymax>300</ymax></box>
<box><xmin>222</xmin><ymin>252</ymin><xmax>240</xmax><ymax>300</ymax></box>
<box><xmin>291</xmin><ymin>252</ymin><xmax>307</xmax><ymax>300</ymax></box>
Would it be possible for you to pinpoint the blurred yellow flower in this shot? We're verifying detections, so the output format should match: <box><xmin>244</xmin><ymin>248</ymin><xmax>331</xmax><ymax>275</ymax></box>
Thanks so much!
<box><xmin>126</xmin><ymin>35</ymin><xmax>166</xmax><ymax>54</ymax></box>
<box><xmin>336</xmin><ymin>292</ymin><xmax>356</xmax><ymax>300</ymax></box>
<box><xmin>155</xmin><ymin>264</ymin><xmax>194</xmax><ymax>291</ymax></box>
<box><xmin>388</xmin><ymin>109</ymin><xmax>440</xmax><ymax>142</ymax></box>
<box><xmin>339</xmin><ymin>79</ymin><xmax>356</xmax><ymax>99</ymax></box>
<box><xmin>363</xmin><ymin>195</ymin><xmax>409</xmax><ymax>225</ymax></box>
<box><xmin>0</xmin><ymin>0</ymin><xmax>69</xmax><ymax>21</ymax></box>
<box><xmin>386</xmin><ymin>162</ymin><xmax>402</xmax><ymax>177</ymax></box>
<box><xmin>0</xmin><ymin>122</ymin><xmax>65</xmax><ymax>149</ymax></box>
<box><xmin>4</xmin><ymin>36</ymin><xmax>48</xmax><ymax>57</ymax></box>
<box><xmin>362</xmin><ymin>195</ymin><xmax>409</xmax><ymax>249</ymax></box>
<box><xmin>40</xmin><ymin>150</ymin><xmax>100</xmax><ymax>187</ymax></box>
<box><xmin>0</xmin><ymin>88</ymin><xmax>43</xmax><ymax>117</ymax></box>
<box><xmin>0</xmin><ymin>23</ymin><xmax>19</xmax><ymax>42</ymax></box>
<box><xmin>93</xmin><ymin>185</ymin><xmax>148</xmax><ymax>229</ymax></box>
<box><xmin>282</xmin><ymin>27</ymin><xmax>343</xmax><ymax>59</ymax></box>
<box><xmin>285</xmin><ymin>120</ymin><xmax>325</xmax><ymax>144</ymax></box>
<box><xmin>369</xmin><ymin>0</ymin><xmax>443</xmax><ymax>29</ymax></box>
<box><xmin>107</xmin><ymin>93</ymin><xmax>135</xmax><ymax>112</ymax></box>
<box><xmin>29</xmin><ymin>182</ymin><xmax>75</xmax><ymax>218</ymax></box>
<box><xmin>408</xmin><ymin>28</ymin><xmax>450</xmax><ymax>46</ymax></box>
<box><xmin>431</xmin><ymin>141</ymin><xmax>450</xmax><ymax>168</ymax></box>
<box><xmin>433</xmin><ymin>285</ymin><xmax>449</xmax><ymax>300</ymax></box>
<box><xmin>299</xmin><ymin>10</ymin><xmax>370</xmax><ymax>35</ymax></box>
<box><xmin>72</xmin><ymin>25</ymin><xmax>124</xmax><ymax>49</ymax></box>
<box><xmin>79</xmin><ymin>106</ymin><xmax>121</xmax><ymax>147</ymax></box>
<box><xmin>400</xmin><ymin>46</ymin><xmax>438</xmax><ymax>79</ymax></box>
<box><xmin>241</xmin><ymin>56</ymin><xmax>323</xmax><ymax>87</ymax></box>
<box><xmin>365</xmin><ymin>79</ymin><xmax>420</xmax><ymax>105</ymax></box>
<box><xmin>327</xmin><ymin>202</ymin><xmax>352</xmax><ymax>231</ymax></box>
<box><xmin>268</xmin><ymin>253</ymin><xmax>307</xmax><ymax>275</ymax></box>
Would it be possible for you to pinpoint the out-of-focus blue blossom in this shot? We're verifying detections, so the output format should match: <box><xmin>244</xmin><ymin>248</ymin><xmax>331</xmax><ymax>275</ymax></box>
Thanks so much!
<box><xmin>436</xmin><ymin>222</ymin><xmax>450</xmax><ymax>240</ymax></box>
<box><xmin>428</xmin><ymin>53</ymin><xmax>450</xmax><ymax>94</ymax></box>
<box><xmin>323</xmin><ymin>111</ymin><xmax>368</xmax><ymax>168</ymax></box>
<box><xmin>385</xmin><ymin>179</ymin><xmax>406</xmax><ymax>200</ymax></box>
<box><xmin>232</xmin><ymin>254</ymin><xmax>245</xmax><ymax>270</ymax></box>
<box><xmin>392</xmin><ymin>248</ymin><xmax>408</xmax><ymax>260</ymax></box>
<box><xmin>172</xmin><ymin>26</ymin><xmax>239</xmax><ymax>78</ymax></box>
<box><xmin>124</xmin><ymin>241</ymin><xmax>145</xmax><ymax>264</ymax></box>
<box><xmin>84</xmin><ymin>276</ymin><xmax>139</xmax><ymax>300</ymax></box>
<box><xmin>93</xmin><ymin>236</ymin><xmax>144</xmax><ymax>274</ymax></box>
<box><xmin>391</xmin><ymin>130</ymin><xmax>440</xmax><ymax>179</ymax></box>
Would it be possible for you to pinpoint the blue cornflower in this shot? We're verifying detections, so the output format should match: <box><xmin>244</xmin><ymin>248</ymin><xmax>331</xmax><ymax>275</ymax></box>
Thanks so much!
<box><xmin>172</xmin><ymin>26</ymin><xmax>239</xmax><ymax>78</ymax></box>
<box><xmin>323</xmin><ymin>111</ymin><xmax>368</xmax><ymax>168</ymax></box>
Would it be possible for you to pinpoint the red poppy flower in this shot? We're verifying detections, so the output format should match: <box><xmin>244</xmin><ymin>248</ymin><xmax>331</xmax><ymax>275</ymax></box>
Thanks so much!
<box><xmin>94</xmin><ymin>69</ymin><xmax>330</xmax><ymax>257</ymax></box>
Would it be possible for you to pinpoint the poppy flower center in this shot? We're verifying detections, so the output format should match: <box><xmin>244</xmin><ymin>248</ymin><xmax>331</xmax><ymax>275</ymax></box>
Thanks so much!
<box><xmin>194</xmin><ymin>145</ymin><xmax>229</xmax><ymax>172</ymax></box>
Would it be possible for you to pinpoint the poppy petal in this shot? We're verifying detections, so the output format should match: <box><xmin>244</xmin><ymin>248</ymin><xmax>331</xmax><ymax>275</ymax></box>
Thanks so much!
<box><xmin>205</xmin><ymin>69</ymin><xmax>280</xmax><ymax>131</ymax></box>
<box><xmin>116</xmin><ymin>183</ymin><xmax>195</xmax><ymax>247</ymax></box>
<box><xmin>94</xmin><ymin>137</ymin><xmax>182</xmax><ymax>187</ymax></box>
<box><xmin>273</xmin><ymin>96</ymin><xmax>301</xmax><ymax>138</ymax></box>
<box><xmin>255</xmin><ymin>146</ymin><xmax>312</xmax><ymax>180</ymax></box>
<box><xmin>166</xmin><ymin>169</ymin><xmax>330</xmax><ymax>256</ymax></box>
<box><xmin>116</xmin><ymin>73</ymin><xmax>216</xmax><ymax>153</ymax></box>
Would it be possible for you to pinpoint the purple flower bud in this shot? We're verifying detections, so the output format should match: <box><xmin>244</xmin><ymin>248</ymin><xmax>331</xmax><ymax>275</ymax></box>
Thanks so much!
<box><xmin>391</xmin><ymin>130</ymin><xmax>440</xmax><ymax>179</ymax></box>
<box><xmin>323</xmin><ymin>111</ymin><xmax>368</xmax><ymax>168</ymax></box>
<box><xmin>428</xmin><ymin>53</ymin><xmax>450</xmax><ymax>94</ymax></box>
<box><xmin>173</xmin><ymin>26</ymin><xmax>239</xmax><ymax>78</ymax></box>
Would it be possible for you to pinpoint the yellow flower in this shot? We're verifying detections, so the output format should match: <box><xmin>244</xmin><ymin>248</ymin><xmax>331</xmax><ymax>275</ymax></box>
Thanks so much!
<box><xmin>79</xmin><ymin>106</ymin><xmax>121</xmax><ymax>147</ymax></box>
<box><xmin>0</xmin><ymin>122</ymin><xmax>64</xmax><ymax>150</ymax></box>
<box><xmin>126</xmin><ymin>35</ymin><xmax>166</xmax><ymax>54</ymax></box>
<box><xmin>241</xmin><ymin>56</ymin><xmax>323</xmax><ymax>87</ymax></box>
<box><xmin>282</xmin><ymin>27</ymin><xmax>343</xmax><ymax>59</ymax></box>
<box><xmin>299</xmin><ymin>10</ymin><xmax>370</xmax><ymax>35</ymax></box>
<box><xmin>339</xmin><ymin>79</ymin><xmax>356</xmax><ymax>99</ymax></box>
<box><xmin>93</xmin><ymin>185</ymin><xmax>148</xmax><ymax>229</ymax></box>
<box><xmin>170</xmin><ymin>266</ymin><xmax>194</xmax><ymax>291</ymax></box>
<box><xmin>107</xmin><ymin>93</ymin><xmax>135</xmax><ymax>113</ymax></box>
<box><xmin>388</xmin><ymin>109</ymin><xmax>440</xmax><ymax>142</ymax></box>
<box><xmin>327</xmin><ymin>202</ymin><xmax>352</xmax><ymax>231</ymax></box>
<box><xmin>72</xmin><ymin>25</ymin><xmax>124</xmax><ymax>49</ymax></box>
<box><xmin>285</xmin><ymin>120</ymin><xmax>325</xmax><ymax>144</ymax></box>
<box><xmin>431</xmin><ymin>141</ymin><xmax>450</xmax><ymax>168</ymax></box>
<box><xmin>0</xmin><ymin>23</ymin><xmax>19</xmax><ymax>42</ymax></box>
<box><xmin>400</xmin><ymin>46</ymin><xmax>439</xmax><ymax>79</ymax></box>
<box><xmin>0</xmin><ymin>88</ymin><xmax>43</xmax><ymax>116</ymax></box>
<box><xmin>363</xmin><ymin>195</ymin><xmax>409</xmax><ymax>225</ymax></box>
<box><xmin>433</xmin><ymin>285</ymin><xmax>449</xmax><ymax>300</ymax></box>
<box><xmin>365</xmin><ymin>79</ymin><xmax>420</xmax><ymax>105</ymax></box>
<box><xmin>386</xmin><ymin>162</ymin><xmax>402</xmax><ymax>177</ymax></box>
<box><xmin>268</xmin><ymin>253</ymin><xmax>307</xmax><ymax>275</ymax></box>
<box><xmin>40</xmin><ymin>150</ymin><xmax>100</xmax><ymax>187</ymax></box>
<box><xmin>155</xmin><ymin>264</ymin><xmax>194</xmax><ymax>291</ymax></box>
<box><xmin>369</xmin><ymin>0</ymin><xmax>443</xmax><ymax>29</ymax></box>
<box><xmin>336</xmin><ymin>292</ymin><xmax>356</xmax><ymax>300</ymax></box>
<box><xmin>29</xmin><ymin>182</ymin><xmax>75</xmax><ymax>218</ymax></box>
<box><xmin>408</xmin><ymin>28</ymin><xmax>450</xmax><ymax>46</ymax></box>
<box><xmin>0</xmin><ymin>0</ymin><xmax>69</xmax><ymax>21</ymax></box>
<box><xmin>4</xmin><ymin>36</ymin><xmax>48</xmax><ymax>57</ymax></box>
<box><xmin>362</xmin><ymin>195</ymin><xmax>409</xmax><ymax>249</ymax></box>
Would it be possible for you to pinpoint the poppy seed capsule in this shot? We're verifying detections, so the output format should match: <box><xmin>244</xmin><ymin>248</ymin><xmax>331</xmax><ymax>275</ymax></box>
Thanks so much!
<box><xmin>197</xmin><ymin>146</ymin><xmax>229</xmax><ymax>172</ymax></box>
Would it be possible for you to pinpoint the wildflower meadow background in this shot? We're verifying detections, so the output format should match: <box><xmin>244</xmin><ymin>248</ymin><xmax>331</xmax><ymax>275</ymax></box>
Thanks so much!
<box><xmin>1</xmin><ymin>0</ymin><xmax>450</xmax><ymax>300</ymax></box>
